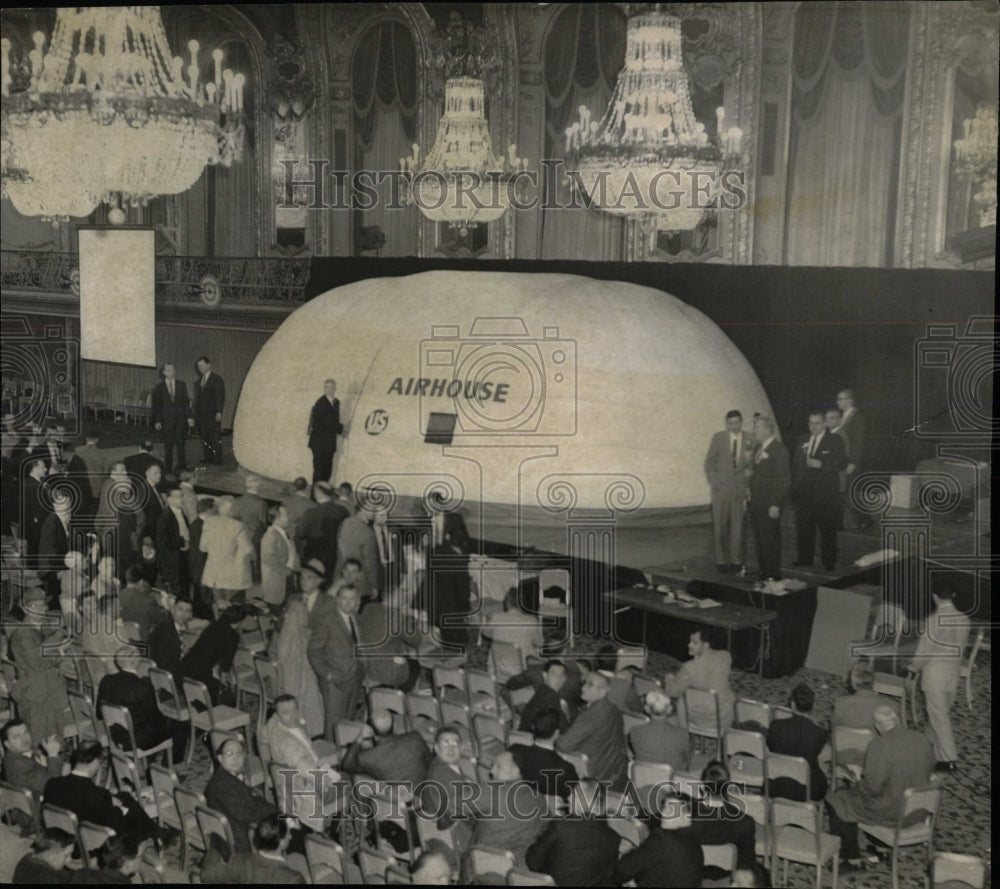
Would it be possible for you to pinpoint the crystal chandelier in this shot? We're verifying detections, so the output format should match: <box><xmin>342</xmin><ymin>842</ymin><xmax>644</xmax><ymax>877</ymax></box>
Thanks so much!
<box><xmin>565</xmin><ymin>10</ymin><xmax>741</xmax><ymax>231</ymax></box>
<box><xmin>1</xmin><ymin>6</ymin><xmax>245</xmax><ymax>223</ymax></box>
<box><xmin>953</xmin><ymin>103</ymin><xmax>997</xmax><ymax>228</ymax></box>
<box><xmin>403</xmin><ymin>76</ymin><xmax>524</xmax><ymax>235</ymax></box>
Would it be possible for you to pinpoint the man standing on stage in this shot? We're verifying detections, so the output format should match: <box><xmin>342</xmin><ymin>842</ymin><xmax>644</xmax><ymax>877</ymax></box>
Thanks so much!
<box><xmin>704</xmin><ymin>409</ymin><xmax>754</xmax><ymax>574</ymax></box>
<box><xmin>190</xmin><ymin>356</ymin><xmax>225</xmax><ymax>466</ymax></box>
<box><xmin>307</xmin><ymin>379</ymin><xmax>346</xmax><ymax>484</ymax></box>
<box><xmin>151</xmin><ymin>363</ymin><xmax>190</xmax><ymax>475</ymax></box>
<box><xmin>835</xmin><ymin>389</ymin><xmax>869</xmax><ymax>529</ymax></box>
<box><xmin>747</xmin><ymin>415</ymin><xmax>790</xmax><ymax>581</ymax></box>
<box><xmin>791</xmin><ymin>411</ymin><xmax>847</xmax><ymax>571</ymax></box>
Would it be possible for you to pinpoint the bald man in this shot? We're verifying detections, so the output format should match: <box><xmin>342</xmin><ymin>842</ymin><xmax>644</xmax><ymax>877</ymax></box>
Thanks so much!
<box><xmin>555</xmin><ymin>672</ymin><xmax>628</xmax><ymax>790</ymax></box>
<box><xmin>308</xmin><ymin>379</ymin><xmax>344</xmax><ymax>484</ymax></box>
<box><xmin>338</xmin><ymin>707</ymin><xmax>432</xmax><ymax>785</ymax></box>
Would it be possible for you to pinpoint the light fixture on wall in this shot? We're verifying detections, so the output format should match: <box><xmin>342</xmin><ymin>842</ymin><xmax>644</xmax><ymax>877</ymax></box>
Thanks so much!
<box><xmin>565</xmin><ymin>9</ymin><xmax>741</xmax><ymax>231</ymax></box>
<box><xmin>953</xmin><ymin>103</ymin><xmax>997</xmax><ymax>229</ymax></box>
<box><xmin>403</xmin><ymin>76</ymin><xmax>524</xmax><ymax>236</ymax></box>
<box><xmin>0</xmin><ymin>6</ymin><xmax>245</xmax><ymax>223</ymax></box>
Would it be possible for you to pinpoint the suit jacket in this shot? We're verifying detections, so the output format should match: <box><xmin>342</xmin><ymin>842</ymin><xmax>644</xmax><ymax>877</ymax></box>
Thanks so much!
<box><xmin>231</xmin><ymin>494</ymin><xmax>269</xmax><ymax>545</ymax></box>
<box><xmin>21</xmin><ymin>476</ymin><xmax>48</xmax><ymax>553</ymax></box>
<box><xmin>471</xmin><ymin>781</ymin><xmax>545</xmax><ymax>866</ymax></box>
<box><xmin>202</xmin><ymin>849</ymin><xmax>306</xmax><ymax>885</ymax></box>
<box><xmin>74</xmin><ymin>444</ymin><xmax>105</xmax><ymax>499</ymax></box>
<box><xmin>629</xmin><ymin>718</ymin><xmax>691</xmax><ymax>772</ymax></box>
<box><xmin>704</xmin><ymin>429</ymin><xmax>754</xmax><ymax>493</ymax></box>
<box><xmin>748</xmin><ymin>438</ymin><xmax>791</xmax><ymax>511</ymax></box>
<box><xmin>37</xmin><ymin>512</ymin><xmax>70</xmax><ymax>574</ymax></box>
<box><xmin>613</xmin><ymin>826</ymin><xmax>704</xmax><ymax>889</ymax></box>
<box><xmin>155</xmin><ymin>507</ymin><xmax>189</xmax><ymax>590</ymax></box>
<box><xmin>838</xmin><ymin>407</ymin><xmax>866</xmax><ymax>467</ymax></box>
<box><xmin>151</xmin><ymin>380</ymin><xmax>191</xmax><ymax>434</ymax></box>
<box><xmin>791</xmin><ymin>430</ymin><xmax>847</xmax><ymax>507</ymax></box>
<box><xmin>123</xmin><ymin>451</ymin><xmax>163</xmax><ymax>480</ymax></box>
<box><xmin>259</xmin><ymin>526</ymin><xmax>297</xmax><ymax>606</ymax></box>
<box><xmin>336</xmin><ymin>514</ymin><xmax>382</xmax><ymax>594</ymax></box>
<box><xmin>1</xmin><ymin>749</ymin><xmax>63</xmax><ymax>796</ymax></box>
<box><xmin>306</xmin><ymin>594</ymin><xmax>362</xmax><ymax>687</ymax></box>
<box><xmin>200</xmin><ymin>514</ymin><xmax>254</xmax><ymax>590</ymax></box>
<box><xmin>340</xmin><ymin>731</ymin><xmax>432</xmax><ymax>785</ymax></box>
<box><xmin>192</xmin><ymin>371</ymin><xmax>226</xmax><ymax>417</ymax></box>
<box><xmin>137</xmin><ymin>479</ymin><xmax>165</xmax><ymax>541</ymax></box>
<box><xmin>555</xmin><ymin>697</ymin><xmax>628</xmax><ymax>787</ymax></box>
<box><xmin>308</xmin><ymin>396</ymin><xmax>343</xmax><ymax>451</ymax></box>
<box><xmin>509</xmin><ymin>743</ymin><xmax>578</xmax><ymax>800</ymax></box>
<box><xmin>832</xmin><ymin>689</ymin><xmax>900</xmax><ymax>732</ymax></box>
<box><xmin>97</xmin><ymin>670</ymin><xmax>171</xmax><ymax>751</ymax></box>
<box><xmin>204</xmin><ymin>766</ymin><xmax>278</xmax><ymax>854</ymax></box>
<box><xmin>118</xmin><ymin>582</ymin><xmax>167</xmax><ymax>642</ymax></box>
<box><xmin>43</xmin><ymin>773</ymin><xmax>137</xmax><ymax>838</ymax></box>
<box><xmin>189</xmin><ymin>516</ymin><xmax>207</xmax><ymax>584</ymax></box>
<box><xmin>148</xmin><ymin>619</ymin><xmax>183</xmax><ymax>673</ymax></box>
<box><xmin>178</xmin><ymin>620</ymin><xmax>239</xmax><ymax>688</ymax></box>
<box><xmin>767</xmin><ymin>714</ymin><xmax>828</xmax><ymax>800</ymax></box>
<box><xmin>526</xmin><ymin>816</ymin><xmax>621</xmax><ymax>887</ymax></box>
<box><xmin>518</xmin><ymin>684</ymin><xmax>576</xmax><ymax>733</ymax></box>
<box><xmin>355</xmin><ymin>600</ymin><xmax>412</xmax><ymax>687</ymax></box>
<box><xmin>297</xmin><ymin>501</ymin><xmax>349</xmax><ymax>569</ymax></box>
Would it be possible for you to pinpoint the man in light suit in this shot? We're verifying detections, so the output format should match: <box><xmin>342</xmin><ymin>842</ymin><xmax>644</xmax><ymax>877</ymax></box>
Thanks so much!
<box><xmin>259</xmin><ymin>504</ymin><xmax>298</xmax><ymax>609</ymax></box>
<box><xmin>704</xmin><ymin>409</ymin><xmax>754</xmax><ymax>573</ymax></box>
<box><xmin>151</xmin><ymin>363</ymin><xmax>190</xmax><ymax>475</ymax></box>
<box><xmin>907</xmin><ymin>588</ymin><xmax>971</xmax><ymax>772</ymax></box>
<box><xmin>555</xmin><ymin>672</ymin><xmax>628</xmax><ymax>790</ymax></box>
<box><xmin>835</xmin><ymin>388</ymin><xmax>869</xmax><ymax>530</ymax></box>
<box><xmin>200</xmin><ymin>495</ymin><xmax>254</xmax><ymax>613</ymax></box>
<box><xmin>791</xmin><ymin>411</ymin><xmax>848</xmax><ymax>571</ymax></box>
<box><xmin>190</xmin><ymin>356</ymin><xmax>225</xmax><ymax>466</ymax></box>
<box><xmin>307</xmin><ymin>578</ymin><xmax>365</xmax><ymax>740</ymax></box>
<box><xmin>747</xmin><ymin>415</ymin><xmax>790</xmax><ymax>581</ymax></box>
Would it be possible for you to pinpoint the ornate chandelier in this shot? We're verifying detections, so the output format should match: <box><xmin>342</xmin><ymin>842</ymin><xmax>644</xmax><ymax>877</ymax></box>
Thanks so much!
<box><xmin>403</xmin><ymin>76</ymin><xmax>523</xmax><ymax>235</ymax></box>
<box><xmin>565</xmin><ymin>10</ymin><xmax>741</xmax><ymax>231</ymax></box>
<box><xmin>1</xmin><ymin>6</ymin><xmax>245</xmax><ymax>223</ymax></box>
<box><xmin>953</xmin><ymin>103</ymin><xmax>997</xmax><ymax>229</ymax></box>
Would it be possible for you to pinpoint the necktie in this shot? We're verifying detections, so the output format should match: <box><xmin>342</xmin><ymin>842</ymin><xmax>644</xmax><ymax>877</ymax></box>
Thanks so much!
<box><xmin>809</xmin><ymin>435</ymin><xmax>818</xmax><ymax>458</ymax></box>
<box><xmin>731</xmin><ymin>437</ymin><xmax>738</xmax><ymax>466</ymax></box>
<box><xmin>168</xmin><ymin>380</ymin><xmax>175</xmax><ymax>398</ymax></box>
<box><xmin>348</xmin><ymin>616</ymin><xmax>358</xmax><ymax>644</ymax></box>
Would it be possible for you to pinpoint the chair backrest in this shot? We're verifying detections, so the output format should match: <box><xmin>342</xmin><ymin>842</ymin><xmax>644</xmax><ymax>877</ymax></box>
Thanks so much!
<box><xmin>701</xmin><ymin>843</ymin><xmax>738</xmax><ymax>877</ymax></box>
<box><xmin>110</xmin><ymin>752</ymin><xmax>143</xmax><ymax>798</ymax></box>
<box><xmin>0</xmin><ymin>781</ymin><xmax>40</xmax><ymax>834</ymax></box>
<box><xmin>121</xmin><ymin>621</ymin><xmax>142</xmax><ymax>642</ymax></box>
<box><xmin>771</xmin><ymin>798</ymin><xmax>822</xmax><ymax>855</ymax></box>
<box><xmin>622</xmin><ymin>712</ymin><xmax>650</xmax><ymax>735</ymax></box>
<box><xmin>473</xmin><ymin>712</ymin><xmax>507</xmax><ymax>750</ymax></box>
<box><xmin>732</xmin><ymin>790</ymin><xmax>769</xmax><ymax>829</ymax></box>
<box><xmin>931</xmin><ymin>852</ymin><xmax>987</xmax><ymax>889</ymax></box>
<box><xmin>174</xmin><ymin>786</ymin><xmax>207</xmax><ymax>851</ymax></box>
<box><xmin>831</xmin><ymin>725</ymin><xmax>874</xmax><ymax>774</ymax></box>
<box><xmin>539</xmin><ymin>569</ymin><xmax>570</xmax><ymax>602</ymax></box>
<box><xmin>559</xmin><ymin>749</ymin><xmax>589</xmax><ymax>779</ymax></box>
<box><xmin>489</xmin><ymin>640</ymin><xmax>525</xmax><ymax>682</ymax></box>
<box><xmin>79</xmin><ymin>821</ymin><xmax>115</xmax><ymax>868</ymax></box>
<box><xmin>148</xmin><ymin>763</ymin><xmax>181</xmax><ymax>830</ymax></box>
<box><xmin>467</xmin><ymin>669</ymin><xmax>502</xmax><ymax>713</ymax></box>
<box><xmin>406</xmin><ymin>691</ymin><xmax>441</xmax><ymax>727</ymax></box>
<box><xmin>385</xmin><ymin>863</ymin><xmax>413</xmax><ymax>884</ymax></box>
<box><xmin>734</xmin><ymin>698</ymin><xmax>772</xmax><ymax>729</ymax></box>
<box><xmin>335</xmin><ymin>719</ymin><xmax>368</xmax><ymax>755</ymax></box>
<box><xmin>872</xmin><ymin>601</ymin><xmax>906</xmax><ymax>642</ymax></box>
<box><xmin>359</xmin><ymin>845</ymin><xmax>399</xmax><ymax>883</ymax></box>
<box><xmin>631</xmin><ymin>673</ymin><xmax>663</xmax><ymax>698</ymax></box>
<box><xmin>724</xmin><ymin>728</ymin><xmax>768</xmax><ymax>785</ymax></box>
<box><xmin>507</xmin><ymin>867</ymin><xmax>557</xmax><ymax>886</ymax></box>
<box><xmin>629</xmin><ymin>759</ymin><xmax>674</xmax><ymax>790</ymax></box>
<box><xmin>439</xmin><ymin>699</ymin><xmax>473</xmax><ymax>730</ymax></box>
<box><xmin>766</xmin><ymin>753</ymin><xmax>811</xmax><ymax>800</ymax></box>
<box><xmin>67</xmin><ymin>689</ymin><xmax>103</xmax><ymax>744</ymax></box>
<box><xmin>508</xmin><ymin>729</ymin><xmax>533</xmax><ymax>747</ymax></box>
<box><xmin>196</xmin><ymin>805</ymin><xmax>237</xmax><ymax>859</ymax></box>
<box><xmin>894</xmin><ymin>784</ymin><xmax>943</xmax><ymax>838</ymax></box>
<box><xmin>684</xmin><ymin>686</ymin><xmax>722</xmax><ymax>738</ymax></box>
<box><xmin>269</xmin><ymin>761</ymin><xmax>295</xmax><ymax>814</ymax></box>
<box><xmin>771</xmin><ymin>705</ymin><xmax>794</xmax><ymax>722</ymax></box>
<box><xmin>100</xmin><ymin>701</ymin><xmax>138</xmax><ymax>757</ymax></box>
<box><xmin>181</xmin><ymin>677</ymin><xmax>216</xmax><ymax>725</ymax></box>
<box><xmin>469</xmin><ymin>844</ymin><xmax>516</xmax><ymax>881</ymax></box>
<box><xmin>253</xmin><ymin>655</ymin><xmax>279</xmax><ymax>705</ymax></box>
<box><xmin>414</xmin><ymin>812</ymin><xmax>457</xmax><ymax>854</ymax></box>
<box><xmin>305</xmin><ymin>832</ymin><xmax>346</xmax><ymax>884</ymax></box>
<box><xmin>369</xmin><ymin>687</ymin><xmax>407</xmax><ymax>732</ymax></box>
<box><xmin>615</xmin><ymin>646</ymin><xmax>647</xmax><ymax>674</ymax></box>
<box><xmin>41</xmin><ymin>801</ymin><xmax>80</xmax><ymax>838</ymax></box>
<box><xmin>432</xmin><ymin>665</ymin><xmax>467</xmax><ymax>699</ymax></box>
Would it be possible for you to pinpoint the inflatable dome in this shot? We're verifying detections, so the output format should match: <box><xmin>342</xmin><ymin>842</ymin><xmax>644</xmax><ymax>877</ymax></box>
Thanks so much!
<box><xmin>233</xmin><ymin>271</ymin><xmax>773</xmax><ymax>515</ymax></box>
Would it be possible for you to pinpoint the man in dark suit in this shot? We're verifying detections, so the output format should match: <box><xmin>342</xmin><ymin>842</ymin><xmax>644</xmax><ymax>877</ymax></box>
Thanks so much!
<box><xmin>96</xmin><ymin>462</ymin><xmax>141</xmax><ymax>577</ymax></box>
<box><xmin>123</xmin><ymin>441</ymin><xmax>163</xmax><ymax>480</ymax></box>
<box><xmin>97</xmin><ymin>645</ymin><xmax>187</xmax><ymax>761</ymax></box>
<box><xmin>204</xmin><ymin>736</ymin><xmax>279</xmax><ymax>854</ymax></box>
<box><xmin>339</xmin><ymin>708</ymin><xmax>432</xmax><ymax>785</ymax></box>
<box><xmin>614</xmin><ymin>793</ymin><xmax>704</xmax><ymax>888</ymax></box>
<box><xmin>136</xmin><ymin>463</ymin><xmax>165</xmax><ymax>545</ymax></box>
<box><xmin>766</xmin><ymin>682</ymin><xmax>829</xmax><ymax>801</ymax></box>
<box><xmin>628</xmin><ymin>689</ymin><xmax>690</xmax><ymax>772</ymax></box>
<box><xmin>44</xmin><ymin>742</ymin><xmax>159</xmax><ymax>843</ymax></box>
<box><xmin>510</xmin><ymin>708</ymin><xmax>579</xmax><ymax>801</ymax></box>
<box><xmin>704</xmin><ymin>409</ymin><xmax>755</xmax><ymax>573</ymax></box>
<box><xmin>37</xmin><ymin>498</ymin><xmax>71</xmax><ymax>600</ymax></box>
<box><xmin>555</xmin><ymin>672</ymin><xmax>628</xmax><ymax>790</ymax></box>
<box><xmin>307</xmin><ymin>579</ymin><xmax>365</xmax><ymax>739</ymax></box>
<box><xmin>296</xmin><ymin>481</ymin><xmax>349</xmax><ymax>573</ymax></box>
<box><xmin>835</xmin><ymin>388</ymin><xmax>870</xmax><ymax>529</ymax></box>
<box><xmin>419</xmin><ymin>525</ymin><xmax>473</xmax><ymax>653</ymax></box>
<box><xmin>336</xmin><ymin>502</ymin><xmax>383</xmax><ymax>599</ymax></box>
<box><xmin>1</xmin><ymin>718</ymin><xmax>64</xmax><ymax>797</ymax></box>
<box><xmin>747</xmin><ymin>414</ymin><xmax>791</xmax><ymax>581</ymax></box>
<box><xmin>148</xmin><ymin>598</ymin><xmax>193</xmax><ymax>674</ymax></box>
<box><xmin>200</xmin><ymin>814</ymin><xmax>306</xmax><ymax>884</ymax></box>
<box><xmin>518</xmin><ymin>660</ymin><xmax>576</xmax><ymax>733</ymax></box>
<box><xmin>190</xmin><ymin>356</ymin><xmax>226</xmax><ymax>466</ymax></box>
<box><xmin>526</xmin><ymin>780</ymin><xmax>621</xmax><ymax>887</ymax></box>
<box><xmin>151</xmin><ymin>363</ymin><xmax>191</xmax><ymax>475</ymax></box>
<box><xmin>791</xmin><ymin>412</ymin><xmax>848</xmax><ymax>571</ymax></box>
<box><xmin>155</xmin><ymin>485</ymin><xmax>191</xmax><ymax>598</ymax></box>
<box><xmin>119</xmin><ymin>566</ymin><xmax>167</xmax><ymax>642</ymax></box>
<box><xmin>416</xmin><ymin>727</ymin><xmax>481</xmax><ymax>861</ymax></box>
<box><xmin>307</xmin><ymin>379</ymin><xmax>345</xmax><ymax>484</ymax></box>
<box><xmin>21</xmin><ymin>457</ymin><xmax>49</xmax><ymax>557</ymax></box>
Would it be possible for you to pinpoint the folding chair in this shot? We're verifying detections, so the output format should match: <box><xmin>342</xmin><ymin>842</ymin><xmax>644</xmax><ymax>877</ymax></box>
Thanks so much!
<box><xmin>472</xmin><ymin>712</ymin><xmax>508</xmax><ymax>762</ymax></box>
<box><xmin>701</xmin><ymin>843</ymin><xmax>738</xmax><ymax>889</ymax></box>
<box><xmin>629</xmin><ymin>760</ymin><xmax>673</xmax><ymax>816</ymax></box>
<box><xmin>469</xmin><ymin>845</ymin><xmax>516</xmax><ymax>882</ymax></box>
<box><xmin>622</xmin><ymin>711</ymin><xmax>649</xmax><ymax>736</ymax></box>
<box><xmin>831</xmin><ymin>726</ymin><xmax>874</xmax><ymax>784</ymax></box>
<box><xmin>734</xmin><ymin>697</ymin><xmax>772</xmax><ymax>731</ymax></box>
<box><xmin>196</xmin><ymin>804</ymin><xmax>238</xmax><ymax>861</ymax></box>
<box><xmin>859</xmin><ymin>784</ymin><xmax>943</xmax><ymax>889</ymax></box>
<box><xmin>79</xmin><ymin>821</ymin><xmax>116</xmax><ymax>869</ymax></box>
<box><xmin>305</xmin><ymin>832</ymin><xmax>347</xmax><ymax>884</ymax></box>
<box><xmin>386</xmin><ymin>863</ymin><xmax>413</xmax><ymax>883</ymax></box>
<box><xmin>101</xmin><ymin>702</ymin><xmax>172</xmax><ymax>787</ymax></box>
<box><xmin>723</xmin><ymin>728</ymin><xmax>768</xmax><ymax>792</ymax></box>
<box><xmin>357</xmin><ymin>782</ymin><xmax>417</xmax><ymax>867</ymax></box>
<box><xmin>960</xmin><ymin>628</ymin><xmax>986</xmax><ymax>711</ymax></box>
<box><xmin>405</xmin><ymin>691</ymin><xmax>441</xmax><ymax>744</ymax></box>
<box><xmin>467</xmin><ymin>669</ymin><xmax>509</xmax><ymax>721</ymax></box>
<box><xmin>615</xmin><ymin>646</ymin><xmax>647</xmax><ymax>675</ymax></box>
<box><xmin>109</xmin><ymin>752</ymin><xmax>157</xmax><ymax>818</ymax></box>
<box><xmin>683</xmin><ymin>686</ymin><xmax>723</xmax><ymax>756</ymax></box>
<box><xmin>368</xmin><ymin>687</ymin><xmax>407</xmax><ymax>733</ymax></box>
<box><xmin>770</xmin><ymin>798</ymin><xmax>840</xmax><ymax>889</ymax></box>
<box><xmin>432</xmin><ymin>665</ymin><xmax>468</xmax><ymax>704</ymax></box>
<box><xmin>413</xmin><ymin>813</ymin><xmax>457</xmax><ymax>864</ymax></box>
<box><xmin>559</xmin><ymin>749</ymin><xmax>589</xmax><ymax>780</ymax></box>
<box><xmin>732</xmin><ymin>789</ymin><xmax>771</xmax><ymax>867</ymax></box>
<box><xmin>766</xmin><ymin>753</ymin><xmax>811</xmax><ymax>802</ymax></box>
<box><xmin>232</xmin><ymin>648</ymin><xmax>262</xmax><ymax>716</ymax></box>
<box><xmin>148</xmin><ymin>667</ymin><xmax>191</xmax><ymax>725</ymax></box>
<box><xmin>508</xmin><ymin>729</ymin><xmax>533</xmax><ymax>747</ymax></box>
<box><xmin>489</xmin><ymin>640</ymin><xmax>525</xmax><ymax>684</ymax></box>
<box><xmin>67</xmin><ymin>689</ymin><xmax>107</xmax><ymax>746</ymax></box>
<box><xmin>507</xmin><ymin>867</ymin><xmax>556</xmax><ymax>886</ymax></box>
<box><xmin>174</xmin><ymin>785</ymin><xmax>206</xmax><ymax>871</ymax></box>
<box><xmin>931</xmin><ymin>851</ymin><xmax>987</xmax><ymax>889</ymax></box>
<box><xmin>149</xmin><ymin>763</ymin><xmax>182</xmax><ymax>831</ymax></box>
<box><xmin>538</xmin><ymin>568</ymin><xmax>573</xmax><ymax>648</ymax></box>
<box><xmin>253</xmin><ymin>655</ymin><xmax>279</xmax><ymax>732</ymax></box>
<box><xmin>335</xmin><ymin>719</ymin><xmax>368</xmax><ymax>760</ymax></box>
<box><xmin>181</xmin><ymin>677</ymin><xmax>250</xmax><ymax>766</ymax></box>
<box><xmin>41</xmin><ymin>802</ymin><xmax>82</xmax><ymax>857</ymax></box>
<box><xmin>359</xmin><ymin>845</ymin><xmax>401</xmax><ymax>884</ymax></box>
<box><xmin>0</xmin><ymin>780</ymin><xmax>41</xmax><ymax>835</ymax></box>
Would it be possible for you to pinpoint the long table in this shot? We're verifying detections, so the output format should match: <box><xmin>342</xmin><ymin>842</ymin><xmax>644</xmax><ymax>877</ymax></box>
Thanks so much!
<box><xmin>605</xmin><ymin>586</ymin><xmax>777</xmax><ymax>676</ymax></box>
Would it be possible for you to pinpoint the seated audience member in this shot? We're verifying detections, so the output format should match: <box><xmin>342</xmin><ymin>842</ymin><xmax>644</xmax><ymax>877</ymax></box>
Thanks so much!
<box><xmin>176</xmin><ymin>602</ymin><xmax>245</xmax><ymax>703</ymax></box>
<box><xmin>204</xmin><ymin>736</ymin><xmax>280</xmax><ymax>854</ymax></box>
<box><xmin>97</xmin><ymin>645</ymin><xmax>187</xmax><ymax>762</ymax></box>
<box><xmin>70</xmin><ymin>834</ymin><xmax>145</xmax><ymax>884</ymax></box>
<box><xmin>766</xmin><ymin>682</ymin><xmax>830</xmax><ymax>800</ymax></box>
<box><xmin>1</xmin><ymin>718</ymin><xmax>63</xmax><ymax>797</ymax></box>
<box><xmin>628</xmin><ymin>689</ymin><xmax>691</xmax><ymax>772</ymax></box>
<box><xmin>689</xmin><ymin>760</ymin><xmax>757</xmax><ymax>873</ymax></box>
<box><xmin>118</xmin><ymin>565</ymin><xmax>167</xmax><ymax>642</ymax></box>
<box><xmin>509</xmin><ymin>707</ymin><xmax>579</xmax><ymax>800</ymax></box>
<box><xmin>593</xmin><ymin>644</ymin><xmax>645</xmax><ymax>714</ymax></box>
<box><xmin>355</xmin><ymin>594</ymin><xmax>422</xmax><ymax>691</ymax></box>
<box><xmin>555</xmin><ymin>672</ymin><xmax>628</xmax><ymax>790</ymax></box>
<box><xmin>11</xmin><ymin>828</ymin><xmax>76</xmax><ymax>884</ymax></box>
<box><xmin>148</xmin><ymin>597</ymin><xmax>193</xmax><ymax>674</ymax></box>
<box><xmin>481</xmin><ymin>586</ymin><xmax>544</xmax><ymax>658</ymax></box>
<box><xmin>506</xmin><ymin>657</ymin><xmax>584</xmax><ymax>712</ymax></box>
<box><xmin>662</xmin><ymin>628</ymin><xmax>735</xmax><ymax>730</ymax></box>
<box><xmin>614</xmin><ymin>793</ymin><xmax>704</xmax><ymax>888</ymax></box>
<box><xmin>339</xmin><ymin>707</ymin><xmax>432</xmax><ymax>785</ymax></box>
<box><xmin>410</xmin><ymin>850</ymin><xmax>452</xmax><ymax>885</ymax></box>
<box><xmin>200</xmin><ymin>813</ymin><xmax>307</xmax><ymax>884</ymax></box>
<box><xmin>43</xmin><ymin>742</ymin><xmax>159</xmax><ymax>844</ymax></box>
<box><xmin>263</xmin><ymin>694</ymin><xmax>342</xmax><ymax>832</ymax></box>
<box><xmin>826</xmin><ymin>706</ymin><xmax>934</xmax><ymax>870</ymax></box>
<box><xmin>526</xmin><ymin>779</ymin><xmax>621</xmax><ymax>887</ymax></box>
<box><xmin>415</xmin><ymin>727</ymin><xmax>482</xmax><ymax>863</ymax></box>
<box><xmin>833</xmin><ymin>662</ymin><xmax>901</xmax><ymax>731</ymax></box>
<box><xmin>519</xmin><ymin>659</ymin><xmax>576</xmax><ymax>733</ymax></box>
